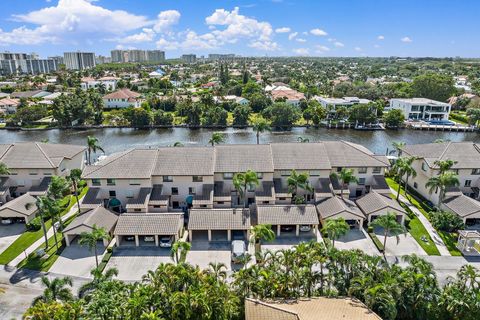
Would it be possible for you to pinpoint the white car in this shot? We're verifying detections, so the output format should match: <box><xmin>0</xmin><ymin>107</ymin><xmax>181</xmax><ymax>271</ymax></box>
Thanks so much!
<box><xmin>231</xmin><ymin>240</ymin><xmax>246</xmax><ymax>263</ymax></box>
<box><xmin>299</xmin><ymin>225</ymin><xmax>311</xmax><ymax>232</ymax></box>
<box><xmin>159</xmin><ymin>236</ymin><xmax>173</xmax><ymax>247</ymax></box>
<box><xmin>144</xmin><ymin>236</ymin><xmax>155</xmax><ymax>242</ymax></box>
<box><xmin>1</xmin><ymin>219</ymin><xmax>13</xmax><ymax>225</ymax></box>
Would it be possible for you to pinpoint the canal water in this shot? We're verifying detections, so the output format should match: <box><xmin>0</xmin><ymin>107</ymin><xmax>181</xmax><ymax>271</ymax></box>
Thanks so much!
<box><xmin>0</xmin><ymin>127</ymin><xmax>478</xmax><ymax>155</ymax></box>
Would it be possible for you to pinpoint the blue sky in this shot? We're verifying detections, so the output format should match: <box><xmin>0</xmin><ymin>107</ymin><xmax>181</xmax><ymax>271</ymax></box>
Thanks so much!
<box><xmin>0</xmin><ymin>0</ymin><xmax>479</xmax><ymax>58</ymax></box>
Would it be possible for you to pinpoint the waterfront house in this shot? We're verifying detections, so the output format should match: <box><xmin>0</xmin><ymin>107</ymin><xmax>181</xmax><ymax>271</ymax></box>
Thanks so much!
<box><xmin>388</xmin><ymin>98</ymin><xmax>451</xmax><ymax>122</ymax></box>
<box><xmin>103</xmin><ymin>88</ymin><xmax>142</xmax><ymax>109</ymax></box>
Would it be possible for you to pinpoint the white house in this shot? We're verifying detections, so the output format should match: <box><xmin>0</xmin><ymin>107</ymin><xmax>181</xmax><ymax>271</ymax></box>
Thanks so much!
<box><xmin>314</xmin><ymin>96</ymin><xmax>371</xmax><ymax>111</ymax></box>
<box><xmin>81</xmin><ymin>76</ymin><xmax>120</xmax><ymax>91</ymax></box>
<box><xmin>103</xmin><ymin>88</ymin><xmax>142</xmax><ymax>109</ymax></box>
<box><xmin>388</xmin><ymin>98</ymin><xmax>451</xmax><ymax>122</ymax></box>
<box><xmin>214</xmin><ymin>95</ymin><xmax>249</xmax><ymax>105</ymax></box>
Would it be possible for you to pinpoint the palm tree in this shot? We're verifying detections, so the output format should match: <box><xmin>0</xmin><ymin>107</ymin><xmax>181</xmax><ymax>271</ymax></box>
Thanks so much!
<box><xmin>67</xmin><ymin>169</ymin><xmax>83</xmax><ymax>214</ymax></box>
<box><xmin>47</xmin><ymin>176</ymin><xmax>70</xmax><ymax>201</ymax></box>
<box><xmin>87</xmin><ymin>136</ymin><xmax>105</xmax><ymax>165</ymax></box>
<box><xmin>399</xmin><ymin>156</ymin><xmax>417</xmax><ymax>200</ymax></box>
<box><xmin>392</xmin><ymin>158</ymin><xmax>408</xmax><ymax>200</ymax></box>
<box><xmin>78</xmin><ymin>225</ymin><xmax>111</xmax><ymax>268</ymax></box>
<box><xmin>170</xmin><ymin>240</ymin><xmax>191</xmax><ymax>264</ymax></box>
<box><xmin>208</xmin><ymin>132</ymin><xmax>225</xmax><ymax>147</ymax></box>
<box><xmin>390</xmin><ymin>141</ymin><xmax>406</xmax><ymax>156</ymax></box>
<box><xmin>208</xmin><ymin>262</ymin><xmax>227</xmax><ymax>282</ymax></box>
<box><xmin>249</xmin><ymin>224</ymin><xmax>276</xmax><ymax>253</ymax></box>
<box><xmin>252</xmin><ymin>118</ymin><xmax>271</xmax><ymax>144</ymax></box>
<box><xmin>32</xmin><ymin>196</ymin><xmax>50</xmax><ymax>250</ymax></box>
<box><xmin>78</xmin><ymin>267</ymin><xmax>118</xmax><ymax>298</ymax></box>
<box><xmin>425</xmin><ymin>171</ymin><xmax>460</xmax><ymax>206</ymax></box>
<box><xmin>434</xmin><ymin>159</ymin><xmax>457</xmax><ymax>175</ymax></box>
<box><xmin>233</xmin><ymin>170</ymin><xmax>259</xmax><ymax>208</ymax></box>
<box><xmin>287</xmin><ymin>170</ymin><xmax>313</xmax><ymax>204</ymax></box>
<box><xmin>0</xmin><ymin>162</ymin><xmax>10</xmax><ymax>175</ymax></box>
<box><xmin>321</xmin><ymin>218</ymin><xmax>350</xmax><ymax>248</ymax></box>
<box><xmin>33</xmin><ymin>276</ymin><xmax>73</xmax><ymax>304</ymax></box>
<box><xmin>370</xmin><ymin>212</ymin><xmax>405</xmax><ymax>261</ymax></box>
<box><xmin>330</xmin><ymin>168</ymin><xmax>358</xmax><ymax>199</ymax></box>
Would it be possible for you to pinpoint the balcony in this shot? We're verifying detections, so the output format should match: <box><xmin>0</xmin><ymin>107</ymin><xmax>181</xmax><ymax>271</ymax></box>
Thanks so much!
<box><xmin>192</xmin><ymin>184</ymin><xmax>214</xmax><ymax>208</ymax></box>
<box><xmin>255</xmin><ymin>181</ymin><xmax>275</xmax><ymax>203</ymax></box>
<box><xmin>126</xmin><ymin>187</ymin><xmax>152</xmax><ymax>212</ymax></box>
<box><xmin>81</xmin><ymin>187</ymin><xmax>102</xmax><ymax>210</ymax></box>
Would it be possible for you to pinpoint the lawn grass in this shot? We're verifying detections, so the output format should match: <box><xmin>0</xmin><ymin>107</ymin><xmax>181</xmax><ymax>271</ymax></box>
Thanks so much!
<box><xmin>386</xmin><ymin>177</ymin><xmax>462</xmax><ymax>255</ymax></box>
<box><xmin>0</xmin><ymin>188</ymin><xmax>88</xmax><ymax>265</ymax></box>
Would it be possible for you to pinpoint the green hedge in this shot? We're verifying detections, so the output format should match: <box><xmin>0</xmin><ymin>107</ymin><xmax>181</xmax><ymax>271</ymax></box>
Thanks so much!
<box><xmin>368</xmin><ymin>232</ymin><xmax>384</xmax><ymax>252</ymax></box>
<box><xmin>449</xmin><ymin>112</ymin><xmax>469</xmax><ymax>124</ymax></box>
<box><xmin>97</xmin><ymin>251</ymin><xmax>113</xmax><ymax>272</ymax></box>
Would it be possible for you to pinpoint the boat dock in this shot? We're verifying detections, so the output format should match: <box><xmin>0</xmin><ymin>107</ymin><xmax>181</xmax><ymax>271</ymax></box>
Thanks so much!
<box><xmin>407</xmin><ymin>122</ymin><xmax>476</xmax><ymax>132</ymax></box>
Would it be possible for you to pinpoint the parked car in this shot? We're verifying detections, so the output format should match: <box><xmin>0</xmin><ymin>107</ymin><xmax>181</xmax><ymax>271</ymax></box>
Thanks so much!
<box><xmin>144</xmin><ymin>236</ymin><xmax>155</xmax><ymax>242</ymax></box>
<box><xmin>124</xmin><ymin>236</ymin><xmax>135</xmax><ymax>242</ymax></box>
<box><xmin>299</xmin><ymin>225</ymin><xmax>311</xmax><ymax>232</ymax></box>
<box><xmin>231</xmin><ymin>240</ymin><xmax>246</xmax><ymax>263</ymax></box>
<box><xmin>1</xmin><ymin>219</ymin><xmax>13</xmax><ymax>225</ymax></box>
<box><xmin>160</xmin><ymin>236</ymin><xmax>173</xmax><ymax>247</ymax></box>
<box><xmin>280</xmin><ymin>225</ymin><xmax>294</xmax><ymax>232</ymax></box>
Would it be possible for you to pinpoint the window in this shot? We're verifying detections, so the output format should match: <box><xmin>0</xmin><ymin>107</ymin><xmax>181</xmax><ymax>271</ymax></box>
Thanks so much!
<box><xmin>372</xmin><ymin>167</ymin><xmax>381</xmax><ymax>174</ymax></box>
<box><xmin>109</xmin><ymin>190</ymin><xmax>116</xmax><ymax>198</ymax></box>
<box><xmin>414</xmin><ymin>182</ymin><xmax>418</xmax><ymax>189</ymax></box>
<box><xmin>171</xmin><ymin>187</ymin><xmax>178</xmax><ymax>195</ymax></box>
<box><xmin>163</xmin><ymin>176</ymin><xmax>173</xmax><ymax>182</ymax></box>
<box><xmin>153</xmin><ymin>205</ymin><xmax>160</xmax><ymax>208</ymax></box>
<box><xmin>107</xmin><ymin>178</ymin><xmax>116</xmax><ymax>186</ymax></box>
<box><xmin>44</xmin><ymin>172</ymin><xmax>52</xmax><ymax>176</ymax></box>
<box><xmin>280</xmin><ymin>170</ymin><xmax>291</xmax><ymax>176</ymax></box>
<box><xmin>172</xmin><ymin>201</ymin><xmax>179</xmax><ymax>208</ymax></box>
<box><xmin>279</xmin><ymin>197</ymin><xmax>286</xmax><ymax>201</ymax></box>
<box><xmin>336</xmin><ymin>167</ymin><xmax>343</xmax><ymax>172</ymax></box>
<box><xmin>257</xmin><ymin>172</ymin><xmax>263</xmax><ymax>179</ymax></box>
<box><xmin>358</xmin><ymin>178</ymin><xmax>366</xmax><ymax>185</ymax></box>
<box><xmin>471</xmin><ymin>169</ymin><xmax>480</xmax><ymax>175</ymax></box>
<box><xmin>189</xmin><ymin>187</ymin><xmax>196</xmax><ymax>195</ymax></box>
<box><xmin>358</xmin><ymin>167</ymin><xmax>367</xmax><ymax>174</ymax></box>
<box><xmin>465</xmin><ymin>180</ymin><xmax>472</xmax><ymax>187</ymax></box>
<box><xmin>29</xmin><ymin>172</ymin><xmax>38</xmax><ymax>176</ymax></box>
<box><xmin>92</xmin><ymin>179</ymin><xmax>101</xmax><ymax>186</ymax></box>
<box><xmin>421</xmin><ymin>162</ymin><xmax>427</xmax><ymax>172</ymax></box>
<box><xmin>192</xmin><ymin>176</ymin><xmax>203</xmax><ymax>182</ymax></box>
<box><xmin>217</xmin><ymin>201</ymin><xmax>224</xmax><ymax>205</ymax></box>
<box><xmin>310</xmin><ymin>170</ymin><xmax>320</xmax><ymax>176</ymax></box>
<box><xmin>129</xmin><ymin>180</ymin><xmax>141</xmax><ymax>185</ymax></box>
<box><xmin>134</xmin><ymin>209</ymin><xmax>141</xmax><ymax>212</ymax></box>
<box><xmin>200</xmin><ymin>204</ymin><xmax>207</xmax><ymax>208</ymax></box>
<box><xmin>223</xmin><ymin>173</ymin><xmax>233</xmax><ymax>179</ymax></box>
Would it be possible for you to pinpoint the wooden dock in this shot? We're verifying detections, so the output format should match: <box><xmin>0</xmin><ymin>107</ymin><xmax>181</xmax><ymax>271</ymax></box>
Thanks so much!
<box><xmin>407</xmin><ymin>122</ymin><xmax>476</xmax><ymax>132</ymax></box>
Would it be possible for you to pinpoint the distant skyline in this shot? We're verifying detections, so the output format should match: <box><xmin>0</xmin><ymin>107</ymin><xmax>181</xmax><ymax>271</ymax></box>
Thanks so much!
<box><xmin>0</xmin><ymin>0</ymin><xmax>479</xmax><ymax>58</ymax></box>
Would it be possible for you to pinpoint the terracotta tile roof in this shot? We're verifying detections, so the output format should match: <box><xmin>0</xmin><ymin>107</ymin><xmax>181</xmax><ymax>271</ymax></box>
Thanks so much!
<box><xmin>103</xmin><ymin>88</ymin><xmax>141</xmax><ymax>100</ymax></box>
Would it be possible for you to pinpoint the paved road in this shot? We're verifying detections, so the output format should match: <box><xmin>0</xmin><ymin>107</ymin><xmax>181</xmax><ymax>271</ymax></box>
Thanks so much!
<box><xmin>391</xmin><ymin>187</ymin><xmax>450</xmax><ymax>256</ymax></box>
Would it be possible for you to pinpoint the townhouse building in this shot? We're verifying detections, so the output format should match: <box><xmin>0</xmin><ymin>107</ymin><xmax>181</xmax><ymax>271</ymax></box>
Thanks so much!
<box><xmin>400</xmin><ymin>142</ymin><xmax>480</xmax><ymax>225</ymax></box>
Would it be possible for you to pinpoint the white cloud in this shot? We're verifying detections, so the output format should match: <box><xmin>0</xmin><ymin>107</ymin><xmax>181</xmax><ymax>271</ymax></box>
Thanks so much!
<box><xmin>354</xmin><ymin>47</ymin><xmax>362</xmax><ymax>51</ymax></box>
<box><xmin>117</xmin><ymin>28</ymin><xmax>155</xmax><ymax>43</ymax></box>
<box><xmin>288</xmin><ymin>32</ymin><xmax>298</xmax><ymax>40</ymax></box>
<box><xmin>333</xmin><ymin>41</ymin><xmax>344</xmax><ymax>47</ymax></box>
<box><xmin>296</xmin><ymin>38</ymin><xmax>306</xmax><ymax>43</ymax></box>
<box><xmin>153</xmin><ymin>10</ymin><xmax>181</xmax><ymax>33</ymax></box>
<box><xmin>310</xmin><ymin>28</ymin><xmax>328</xmax><ymax>36</ymax></box>
<box><xmin>401</xmin><ymin>36</ymin><xmax>412</xmax><ymax>42</ymax></box>
<box><xmin>249</xmin><ymin>40</ymin><xmax>279</xmax><ymax>51</ymax></box>
<box><xmin>315</xmin><ymin>45</ymin><xmax>330</xmax><ymax>53</ymax></box>
<box><xmin>377</xmin><ymin>35</ymin><xmax>385</xmax><ymax>40</ymax></box>
<box><xmin>275</xmin><ymin>27</ymin><xmax>290</xmax><ymax>33</ymax></box>
<box><xmin>293</xmin><ymin>48</ymin><xmax>309</xmax><ymax>55</ymax></box>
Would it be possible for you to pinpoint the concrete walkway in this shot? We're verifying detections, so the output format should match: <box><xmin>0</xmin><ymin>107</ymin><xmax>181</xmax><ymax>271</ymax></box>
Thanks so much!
<box><xmin>390</xmin><ymin>187</ymin><xmax>451</xmax><ymax>256</ymax></box>
<box><xmin>8</xmin><ymin>202</ymin><xmax>81</xmax><ymax>267</ymax></box>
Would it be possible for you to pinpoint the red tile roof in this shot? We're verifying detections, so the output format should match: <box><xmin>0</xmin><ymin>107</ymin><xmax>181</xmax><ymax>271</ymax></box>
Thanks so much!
<box><xmin>103</xmin><ymin>88</ymin><xmax>141</xmax><ymax>100</ymax></box>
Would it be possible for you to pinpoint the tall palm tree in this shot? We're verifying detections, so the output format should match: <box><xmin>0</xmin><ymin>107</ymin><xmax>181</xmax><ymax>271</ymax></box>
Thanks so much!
<box><xmin>425</xmin><ymin>171</ymin><xmax>460</xmax><ymax>206</ymax></box>
<box><xmin>67</xmin><ymin>169</ymin><xmax>83</xmax><ymax>214</ymax></box>
<box><xmin>47</xmin><ymin>176</ymin><xmax>70</xmax><ymax>201</ymax></box>
<box><xmin>33</xmin><ymin>276</ymin><xmax>73</xmax><ymax>304</ymax></box>
<box><xmin>370</xmin><ymin>212</ymin><xmax>405</xmax><ymax>261</ymax></box>
<box><xmin>32</xmin><ymin>196</ymin><xmax>50</xmax><ymax>250</ymax></box>
<box><xmin>392</xmin><ymin>157</ymin><xmax>408</xmax><ymax>200</ymax></box>
<box><xmin>86</xmin><ymin>136</ymin><xmax>105</xmax><ymax>165</ymax></box>
<box><xmin>400</xmin><ymin>156</ymin><xmax>417</xmax><ymax>200</ymax></box>
<box><xmin>390</xmin><ymin>141</ymin><xmax>406</xmax><ymax>156</ymax></box>
<box><xmin>287</xmin><ymin>170</ymin><xmax>313</xmax><ymax>204</ymax></box>
<box><xmin>321</xmin><ymin>218</ymin><xmax>350</xmax><ymax>248</ymax></box>
<box><xmin>233</xmin><ymin>170</ymin><xmax>259</xmax><ymax>208</ymax></box>
<box><xmin>170</xmin><ymin>240</ymin><xmax>191</xmax><ymax>264</ymax></box>
<box><xmin>0</xmin><ymin>162</ymin><xmax>10</xmax><ymax>175</ymax></box>
<box><xmin>250</xmin><ymin>224</ymin><xmax>276</xmax><ymax>253</ymax></box>
<box><xmin>78</xmin><ymin>225</ymin><xmax>111</xmax><ymax>268</ymax></box>
<box><xmin>434</xmin><ymin>159</ymin><xmax>457</xmax><ymax>175</ymax></box>
<box><xmin>78</xmin><ymin>267</ymin><xmax>118</xmax><ymax>299</ymax></box>
<box><xmin>330</xmin><ymin>168</ymin><xmax>358</xmax><ymax>199</ymax></box>
<box><xmin>208</xmin><ymin>132</ymin><xmax>225</xmax><ymax>147</ymax></box>
<box><xmin>252</xmin><ymin>118</ymin><xmax>271</xmax><ymax>144</ymax></box>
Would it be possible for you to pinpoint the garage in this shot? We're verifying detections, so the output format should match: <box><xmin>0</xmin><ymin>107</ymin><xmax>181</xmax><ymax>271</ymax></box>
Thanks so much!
<box><xmin>0</xmin><ymin>193</ymin><xmax>38</xmax><ymax>224</ymax></box>
<box><xmin>255</xmin><ymin>204</ymin><xmax>320</xmax><ymax>237</ymax></box>
<box><xmin>356</xmin><ymin>191</ymin><xmax>407</xmax><ymax>226</ymax></box>
<box><xmin>316</xmin><ymin>196</ymin><xmax>365</xmax><ymax>229</ymax></box>
<box><xmin>63</xmin><ymin>206</ymin><xmax>118</xmax><ymax>246</ymax></box>
<box><xmin>441</xmin><ymin>194</ymin><xmax>480</xmax><ymax>228</ymax></box>
<box><xmin>114</xmin><ymin>213</ymin><xmax>184</xmax><ymax>247</ymax></box>
<box><xmin>188</xmin><ymin>208</ymin><xmax>251</xmax><ymax>242</ymax></box>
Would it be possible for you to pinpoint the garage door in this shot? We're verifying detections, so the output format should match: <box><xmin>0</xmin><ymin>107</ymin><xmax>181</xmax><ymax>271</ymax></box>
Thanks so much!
<box><xmin>211</xmin><ymin>230</ymin><xmax>228</xmax><ymax>241</ymax></box>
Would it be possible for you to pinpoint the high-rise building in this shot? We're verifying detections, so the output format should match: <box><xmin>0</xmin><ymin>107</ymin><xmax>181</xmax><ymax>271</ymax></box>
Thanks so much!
<box><xmin>110</xmin><ymin>49</ymin><xmax>165</xmax><ymax>63</ymax></box>
<box><xmin>96</xmin><ymin>55</ymin><xmax>112</xmax><ymax>65</ymax></box>
<box><xmin>63</xmin><ymin>52</ymin><xmax>96</xmax><ymax>70</ymax></box>
<box><xmin>48</xmin><ymin>56</ymin><xmax>64</xmax><ymax>65</ymax></box>
<box><xmin>181</xmin><ymin>54</ymin><xmax>197</xmax><ymax>63</ymax></box>
<box><xmin>208</xmin><ymin>54</ymin><xmax>236</xmax><ymax>61</ymax></box>
<box><xmin>0</xmin><ymin>51</ymin><xmax>58</xmax><ymax>75</ymax></box>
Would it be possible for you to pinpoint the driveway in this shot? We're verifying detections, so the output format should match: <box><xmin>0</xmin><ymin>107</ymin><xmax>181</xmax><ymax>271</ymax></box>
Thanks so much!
<box><xmin>0</xmin><ymin>224</ymin><xmax>25</xmax><ymax>255</ymax></box>
<box><xmin>261</xmin><ymin>231</ymin><xmax>319</xmax><ymax>252</ymax></box>
<box><xmin>334</xmin><ymin>229</ymin><xmax>380</xmax><ymax>256</ymax></box>
<box><xmin>105</xmin><ymin>247</ymin><xmax>172</xmax><ymax>281</ymax></box>
<box><xmin>374</xmin><ymin>228</ymin><xmax>426</xmax><ymax>256</ymax></box>
<box><xmin>49</xmin><ymin>242</ymin><xmax>106</xmax><ymax>278</ymax></box>
<box><xmin>187</xmin><ymin>240</ymin><xmax>239</xmax><ymax>271</ymax></box>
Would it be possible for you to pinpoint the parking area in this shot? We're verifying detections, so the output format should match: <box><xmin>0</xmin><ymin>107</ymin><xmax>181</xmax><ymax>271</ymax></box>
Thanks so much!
<box><xmin>105</xmin><ymin>247</ymin><xmax>172</xmax><ymax>281</ymax></box>
<box><xmin>262</xmin><ymin>230</ymin><xmax>319</xmax><ymax>252</ymax></box>
<box><xmin>49</xmin><ymin>241</ymin><xmax>106</xmax><ymax>278</ymax></box>
<box><xmin>334</xmin><ymin>229</ymin><xmax>380</xmax><ymax>256</ymax></box>
<box><xmin>0</xmin><ymin>223</ymin><xmax>25</xmax><ymax>254</ymax></box>
<box><xmin>374</xmin><ymin>228</ymin><xmax>426</xmax><ymax>256</ymax></box>
<box><xmin>187</xmin><ymin>239</ymin><xmax>246</xmax><ymax>271</ymax></box>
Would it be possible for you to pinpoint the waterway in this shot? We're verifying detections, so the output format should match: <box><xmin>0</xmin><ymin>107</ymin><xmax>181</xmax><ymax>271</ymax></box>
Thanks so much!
<box><xmin>0</xmin><ymin>127</ymin><xmax>478</xmax><ymax>155</ymax></box>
